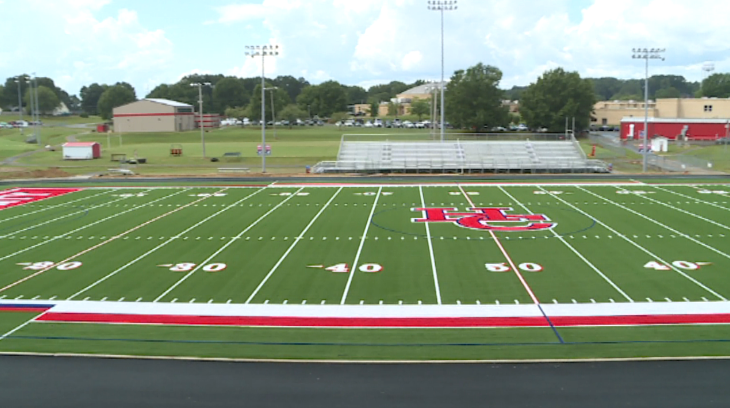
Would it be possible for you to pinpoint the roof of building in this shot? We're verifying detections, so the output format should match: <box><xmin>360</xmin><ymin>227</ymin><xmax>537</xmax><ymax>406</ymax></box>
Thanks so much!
<box><xmin>621</xmin><ymin>117</ymin><xmax>730</xmax><ymax>124</ymax></box>
<box><xmin>398</xmin><ymin>82</ymin><xmax>447</xmax><ymax>96</ymax></box>
<box><xmin>144</xmin><ymin>98</ymin><xmax>193</xmax><ymax>108</ymax></box>
<box><xmin>63</xmin><ymin>142</ymin><xmax>99</xmax><ymax>147</ymax></box>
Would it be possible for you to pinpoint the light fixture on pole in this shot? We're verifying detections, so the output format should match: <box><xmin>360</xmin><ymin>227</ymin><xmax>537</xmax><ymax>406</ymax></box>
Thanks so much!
<box><xmin>632</xmin><ymin>47</ymin><xmax>666</xmax><ymax>172</ymax></box>
<box><xmin>190</xmin><ymin>82</ymin><xmax>212</xmax><ymax>158</ymax></box>
<box><xmin>701</xmin><ymin>62</ymin><xmax>715</xmax><ymax>95</ymax></box>
<box><xmin>245</xmin><ymin>44</ymin><xmax>279</xmax><ymax>173</ymax></box>
<box><xmin>265</xmin><ymin>87</ymin><xmax>278</xmax><ymax>139</ymax></box>
<box><xmin>13</xmin><ymin>75</ymin><xmax>28</xmax><ymax>123</ymax></box>
<box><xmin>427</xmin><ymin>0</ymin><xmax>457</xmax><ymax>142</ymax></box>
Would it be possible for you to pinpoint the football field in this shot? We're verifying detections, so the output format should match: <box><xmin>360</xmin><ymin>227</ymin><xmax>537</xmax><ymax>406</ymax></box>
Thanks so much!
<box><xmin>1</xmin><ymin>180</ymin><xmax>730</xmax><ymax>360</ymax></box>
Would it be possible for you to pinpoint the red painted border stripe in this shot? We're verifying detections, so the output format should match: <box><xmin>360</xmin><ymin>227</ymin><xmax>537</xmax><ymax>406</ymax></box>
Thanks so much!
<box><xmin>35</xmin><ymin>313</ymin><xmax>730</xmax><ymax>328</ymax></box>
<box><xmin>0</xmin><ymin>307</ymin><xmax>53</xmax><ymax>313</ymax></box>
<box><xmin>37</xmin><ymin>313</ymin><xmax>549</xmax><ymax>327</ymax></box>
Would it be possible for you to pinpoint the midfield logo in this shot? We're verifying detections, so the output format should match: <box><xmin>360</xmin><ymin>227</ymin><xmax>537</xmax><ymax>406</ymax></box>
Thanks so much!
<box><xmin>412</xmin><ymin>207</ymin><xmax>556</xmax><ymax>232</ymax></box>
<box><xmin>0</xmin><ymin>188</ymin><xmax>80</xmax><ymax>210</ymax></box>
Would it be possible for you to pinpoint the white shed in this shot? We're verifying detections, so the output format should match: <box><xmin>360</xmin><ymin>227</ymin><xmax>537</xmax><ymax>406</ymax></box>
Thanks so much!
<box><xmin>651</xmin><ymin>136</ymin><xmax>669</xmax><ymax>153</ymax></box>
<box><xmin>62</xmin><ymin>142</ymin><xmax>101</xmax><ymax>160</ymax></box>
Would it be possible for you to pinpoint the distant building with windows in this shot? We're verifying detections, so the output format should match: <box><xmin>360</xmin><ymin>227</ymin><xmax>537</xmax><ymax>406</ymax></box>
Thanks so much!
<box><xmin>593</xmin><ymin>97</ymin><xmax>730</xmax><ymax>126</ymax></box>
<box><xmin>112</xmin><ymin>98</ymin><xmax>195</xmax><ymax>133</ymax></box>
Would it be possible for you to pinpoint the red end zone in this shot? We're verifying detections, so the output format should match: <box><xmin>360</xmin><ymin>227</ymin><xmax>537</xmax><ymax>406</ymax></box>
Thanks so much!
<box><xmin>0</xmin><ymin>188</ymin><xmax>80</xmax><ymax>210</ymax></box>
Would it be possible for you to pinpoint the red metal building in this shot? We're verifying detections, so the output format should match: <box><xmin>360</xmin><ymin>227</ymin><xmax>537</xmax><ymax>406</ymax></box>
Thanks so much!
<box><xmin>195</xmin><ymin>114</ymin><xmax>221</xmax><ymax>129</ymax></box>
<box><xmin>621</xmin><ymin>117</ymin><xmax>730</xmax><ymax>141</ymax></box>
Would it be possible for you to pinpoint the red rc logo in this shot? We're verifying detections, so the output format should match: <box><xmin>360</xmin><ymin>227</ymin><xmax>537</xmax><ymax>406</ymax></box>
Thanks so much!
<box><xmin>412</xmin><ymin>207</ymin><xmax>556</xmax><ymax>232</ymax></box>
<box><xmin>0</xmin><ymin>188</ymin><xmax>80</xmax><ymax>211</ymax></box>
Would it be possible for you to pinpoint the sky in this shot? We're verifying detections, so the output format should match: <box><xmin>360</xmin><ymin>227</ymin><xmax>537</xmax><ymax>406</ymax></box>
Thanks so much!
<box><xmin>1</xmin><ymin>0</ymin><xmax>728</xmax><ymax>98</ymax></box>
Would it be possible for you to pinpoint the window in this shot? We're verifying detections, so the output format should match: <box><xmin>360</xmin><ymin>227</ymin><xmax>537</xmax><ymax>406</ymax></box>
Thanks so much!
<box><xmin>704</xmin><ymin>105</ymin><xmax>713</xmax><ymax>112</ymax></box>
<box><xmin>177</xmin><ymin>107</ymin><xmax>193</xmax><ymax>113</ymax></box>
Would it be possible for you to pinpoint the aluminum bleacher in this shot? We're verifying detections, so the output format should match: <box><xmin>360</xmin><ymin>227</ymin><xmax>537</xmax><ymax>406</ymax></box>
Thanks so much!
<box><xmin>312</xmin><ymin>133</ymin><xmax>609</xmax><ymax>174</ymax></box>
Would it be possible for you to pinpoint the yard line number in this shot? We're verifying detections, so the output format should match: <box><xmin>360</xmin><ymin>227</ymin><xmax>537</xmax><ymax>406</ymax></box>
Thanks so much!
<box><xmin>160</xmin><ymin>263</ymin><xmax>228</xmax><ymax>272</ymax></box>
<box><xmin>17</xmin><ymin>261</ymin><xmax>83</xmax><ymax>271</ymax></box>
<box><xmin>485</xmin><ymin>262</ymin><xmax>543</xmax><ymax>272</ymax></box>
<box><xmin>313</xmin><ymin>263</ymin><xmax>384</xmax><ymax>273</ymax></box>
<box><xmin>644</xmin><ymin>260</ymin><xmax>710</xmax><ymax>271</ymax></box>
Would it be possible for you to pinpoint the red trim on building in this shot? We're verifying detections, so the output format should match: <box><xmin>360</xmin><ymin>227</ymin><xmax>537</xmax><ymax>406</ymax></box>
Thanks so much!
<box><xmin>113</xmin><ymin>112</ymin><xmax>195</xmax><ymax>118</ymax></box>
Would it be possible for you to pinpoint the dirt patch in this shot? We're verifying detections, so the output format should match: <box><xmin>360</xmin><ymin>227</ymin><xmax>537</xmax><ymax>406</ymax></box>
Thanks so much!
<box><xmin>0</xmin><ymin>167</ymin><xmax>74</xmax><ymax>179</ymax></box>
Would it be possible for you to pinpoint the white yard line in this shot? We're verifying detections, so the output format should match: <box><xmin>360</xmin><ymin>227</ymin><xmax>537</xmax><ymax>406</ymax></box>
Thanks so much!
<box><xmin>621</xmin><ymin>190</ymin><xmax>730</xmax><ymax>231</ymax></box>
<box><xmin>154</xmin><ymin>188</ymin><xmax>306</xmax><ymax>302</ymax></box>
<box><xmin>0</xmin><ymin>310</ymin><xmax>48</xmax><ymax>341</ymax></box>
<box><xmin>459</xmin><ymin>185</ymin><xmax>540</xmax><ymax>304</ymax></box>
<box><xmin>0</xmin><ymin>192</ymin><xmax>141</xmax><ymax>238</ymax></box>
<box><xmin>650</xmin><ymin>186</ymin><xmax>730</xmax><ymax>212</ymax></box>
<box><xmin>578</xmin><ymin>186</ymin><xmax>730</xmax><ymax>261</ymax></box>
<box><xmin>0</xmin><ymin>188</ymin><xmax>205</xmax><ymax>294</ymax></box>
<box><xmin>0</xmin><ymin>189</ymin><xmax>114</xmax><ymax>224</ymax></box>
<box><xmin>340</xmin><ymin>187</ymin><xmax>383</xmax><ymax>305</ymax></box>
<box><xmin>66</xmin><ymin>188</ymin><xmax>262</xmax><ymax>300</ymax></box>
<box><xmin>498</xmin><ymin>186</ymin><xmax>633</xmax><ymax>302</ymax></box>
<box><xmin>419</xmin><ymin>186</ymin><xmax>442</xmax><ymax>305</ymax></box>
<box><xmin>0</xmin><ymin>189</ymin><xmax>188</xmax><ymax>263</ymax></box>
<box><xmin>245</xmin><ymin>187</ymin><xmax>343</xmax><ymax>304</ymax></box>
<box><xmin>540</xmin><ymin>187</ymin><xmax>727</xmax><ymax>301</ymax></box>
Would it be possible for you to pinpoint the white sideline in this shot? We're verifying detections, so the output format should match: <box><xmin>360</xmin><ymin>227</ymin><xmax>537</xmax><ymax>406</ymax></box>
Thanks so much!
<box><xmin>246</xmin><ymin>187</ymin><xmax>343</xmax><ymax>304</ymax></box>
<box><xmin>66</xmin><ymin>187</ymin><xmax>258</xmax><ymax>300</ymax></box>
<box><xmin>0</xmin><ymin>189</ymin><xmax>187</xmax><ymax>263</ymax></box>
<box><xmin>340</xmin><ymin>187</ymin><xmax>382</xmax><ymax>305</ymax></box>
<box><xmin>154</xmin><ymin>188</ymin><xmax>306</xmax><ymax>302</ymax></box>
<box><xmin>0</xmin><ymin>189</ymin><xmax>113</xmax><ymax>224</ymax></box>
<box><xmin>498</xmin><ymin>186</ymin><xmax>634</xmax><ymax>302</ymax></box>
<box><xmin>0</xmin><ymin>192</ymin><xmax>140</xmax><ymax>238</ymax></box>
<box><xmin>0</xmin><ymin>188</ymin><xmax>218</xmax><ymax>294</ymax></box>
<box><xmin>419</xmin><ymin>185</ymin><xmax>442</xmax><ymax>305</ymax></box>
<box><xmin>651</xmin><ymin>186</ymin><xmax>730</xmax><ymax>212</ymax></box>
<box><xmin>540</xmin><ymin>187</ymin><xmax>727</xmax><ymax>301</ymax></box>
<box><xmin>4</xmin><ymin>298</ymin><xmax>730</xmax><ymax>318</ymax></box>
<box><xmin>578</xmin><ymin>186</ymin><xmax>730</xmax><ymax>261</ymax></box>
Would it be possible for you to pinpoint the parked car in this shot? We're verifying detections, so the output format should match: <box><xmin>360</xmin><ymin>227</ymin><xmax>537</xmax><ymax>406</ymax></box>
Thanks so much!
<box><xmin>364</xmin><ymin>121</ymin><xmax>373</xmax><ymax>128</ymax></box>
<box><xmin>516</xmin><ymin>124</ymin><xmax>528</xmax><ymax>131</ymax></box>
<box><xmin>0</xmin><ymin>122</ymin><xmax>13</xmax><ymax>129</ymax></box>
<box><xmin>716</xmin><ymin>137</ymin><xmax>730</xmax><ymax>145</ymax></box>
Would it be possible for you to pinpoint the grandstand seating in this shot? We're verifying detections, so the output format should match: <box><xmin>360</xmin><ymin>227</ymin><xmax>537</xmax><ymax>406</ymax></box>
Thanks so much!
<box><xmin>313</xmin><ymin>139</ymin><xmax>609</xmax><ymax>173</ymax></box>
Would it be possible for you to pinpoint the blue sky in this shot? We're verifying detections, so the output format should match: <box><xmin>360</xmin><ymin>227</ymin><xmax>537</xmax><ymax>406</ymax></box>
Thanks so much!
<box><xmin>0</xmin><ymin>0</ymin><xmax>728</xmax><ymax>98</ymax></box>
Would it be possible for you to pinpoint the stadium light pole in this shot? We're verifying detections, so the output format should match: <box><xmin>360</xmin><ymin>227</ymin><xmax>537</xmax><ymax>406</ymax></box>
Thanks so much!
<box><xmin>13</xmin><ymin>76</ymin><xmax>28</xmax><ymax>123</ymax></box>
<box><xmin>701</xmin><ymin>62</ymin><xmax>715</xmax><ymax>95</ymax></box>
<box><xmin>190</xmin><ymin>82</ymin><xmax>212</xmax><ymax>158</ymax></box>
<box><xmin>427</xmin><ymin>0</ymin><xmax>457</xmax><ymax>142</ymax></box>
<box><xmin>265</xmin><ymin>86</ymin><xmax>278</xmax><ymax>140</ymax></box>
<box><xmin>632</xmin><ymin>48</ymin><xmax>665</xmax><ymax>172</ymax></box>
<box><xmin>32</xmin><ymin>73</ymin><xmax>41</xmax><ymax>144</ymax></box>
<box><xmin>245</xmin><ymin>44</ymin><xmax>279</xmax><ymax>173</ymax></box>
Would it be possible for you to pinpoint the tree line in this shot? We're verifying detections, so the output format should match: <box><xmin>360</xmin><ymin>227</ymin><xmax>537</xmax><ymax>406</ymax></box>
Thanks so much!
<box><xmin>2</xmin><ymin>69</ymin><xmax>729</xmax><ymax>131</ymax></box>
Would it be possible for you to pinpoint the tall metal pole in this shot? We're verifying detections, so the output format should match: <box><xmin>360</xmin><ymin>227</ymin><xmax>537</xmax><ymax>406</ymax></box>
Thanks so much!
<box><xmin>190</xmin><ymin>82</ymin><xmax>211</xmax><ymax>158</ymax></box>
<box><xmin>33</xmin><ymin>74</ymin><xmax>40</xmax><ymax>144</ymax></box>
<box><xmin>267</xmin><ymin>87</ymin><xmax>277</xmax><ymax>140</ymax></box>
<box><xmin>428</xmin><ymin>1</ymin><xmax>457</xmax><ymax>142</ymax></box>
<box><xmin>632</xmin><ymin>48</ymin><xmax>666</xmax><ymax>173</ymax></box>
<box><xmin>14</xmin><ymin>77</ymin><xmax>23</xmax><ymax>122</ymax></box>
<box><xmin>246</xmin><ymin>44</ymin><xmax>279</xmax><ymax>174</ymax></box>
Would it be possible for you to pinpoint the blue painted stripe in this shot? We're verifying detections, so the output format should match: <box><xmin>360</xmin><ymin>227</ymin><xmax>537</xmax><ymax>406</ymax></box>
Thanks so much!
<box><xmin>0</xmin><ymin>303</ymin><xmax>54</xmax><ymax>310</ymax></box>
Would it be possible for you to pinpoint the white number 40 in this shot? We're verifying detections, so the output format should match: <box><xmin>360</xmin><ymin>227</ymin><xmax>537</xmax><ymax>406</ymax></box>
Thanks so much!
<box><xmin>644</xmin><ymin>261</ymin><xmax>702</xmax><ymax>271</ymax></box>
<box><xmin>485</xmin><ymin>262</ymin><xmax>543</xmax><ymax>273</ymax></box>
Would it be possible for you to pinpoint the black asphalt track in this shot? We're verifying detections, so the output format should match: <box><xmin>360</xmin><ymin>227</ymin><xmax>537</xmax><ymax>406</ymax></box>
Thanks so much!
<box><xmin>1</xmin><ymin>355</ymin><xmax>728</xmax><ymax>407</ymax></box>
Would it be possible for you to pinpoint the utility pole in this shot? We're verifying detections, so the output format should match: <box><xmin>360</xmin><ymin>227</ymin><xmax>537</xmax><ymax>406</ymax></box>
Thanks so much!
<box><xmin>190</xmin><ymin>82</ymin><xmax>212</xmax><ymax>158</ymax></box>
<box><xmin>245</xmin><ymin>44</ymin><xmax>279</xmax><ymax>173</ymax></box>
<box><xmin>427</xmin><ymin>0</ymin><xmax>457</xmax><ymax>142</ymax></box>
<box><xmin>632</xmin><ymin>48</ymin><xmax>666</xmax><ymax>172</ymax></box>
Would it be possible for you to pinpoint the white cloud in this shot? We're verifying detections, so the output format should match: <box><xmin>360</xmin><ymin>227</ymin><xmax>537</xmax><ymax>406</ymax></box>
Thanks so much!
<box><xmin>401</xmin><ymin>51</ymin><xmax>423</xmax><ymax>71</ymax></box>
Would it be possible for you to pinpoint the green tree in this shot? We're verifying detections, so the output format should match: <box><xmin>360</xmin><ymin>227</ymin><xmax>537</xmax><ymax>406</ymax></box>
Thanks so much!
<box><xmin>654</xmin><ymin>86</ymin><xmax>681</xmax><ymax>99</ymax></box>
<box><xmin>279</xmin><ymin>104</ymin><xmax>307</xmax><ymax>127</ymax></box>
<box><xmin>387</xmin><ymin>101</ymin><xmax>402</xmax><ymax>117</ymax></box>
<box><xmin>97</xmin><ymin>84</ymin><xmax>136</xmax><ymax>120</ymax></box>
<box><xmin>224</xmin><ymin>106</ymin><xmax>248</xmax><ymax>119</ymax></box>
<box><xmin>272</xmin><ymin>75</ymin><xmax>310</xmax><ymax>102</ymax></box>
<box><xmin>410</xmin><ymin>98</ymin><xmax>430</xmax><ymax>120</ymax></box>
<box><xmin>213</xmin><ymin>77</ymin><xmax>247</xmax><ymax>111</ymax></box>
<box><xmin>590</xmin><ymin>77</ymin><xmax>622</xmax><ymax>101</ymax></box>
<box><xmin>296</xmin><ymin>80</ymin><xmax>347</xmax><ymax>117</ymax></box>
<box><xmin>248</xmin><ymin>84</ymin><xmax>290</xmax><ymax>121</ymax></box>
<box><xmin>520</xmin><ymin>67</ymin><xmax>596</xmax><ymax>132</ymax></box>
<box><xmin>370</xmin><ymin>101</ymin><xmax>379</xmax><ymax>118</ymax></box>
<box><xmin>24</xmin><ymin>86</ymin><xmax>60</xmax><ymax>114</ymax></box>
<box><xmin>701</xmin><ymin>73</ymin><xmax>730</xmax><ymax>98</ymax></box>
<box><xmin>345</xmin><ymin>85</ymin><xmax>368</xmax><ymax>105</ymax></box>
<box><xmin>80</xmin><ymin>83</ymin><xmax>109</xmax><ymax>115</ymax></box>
<box><xmin>445</xmin><ymin>62</ymin><xmax>509</xmax><ymax>130</ymax></box>
<box><xmin>330</xmin><ymin>111</ymin><xmax>349</xmax><ymax>124</ymax></box>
